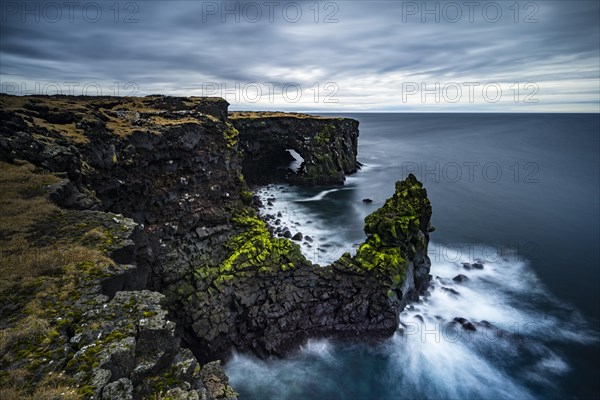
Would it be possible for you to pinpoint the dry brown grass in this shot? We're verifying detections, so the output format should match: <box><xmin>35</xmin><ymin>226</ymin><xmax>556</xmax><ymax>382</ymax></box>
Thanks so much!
<box><xmin>1</xmin><ymin>97</ymin><xmax>91</xmax><ymax>143</ymax></box>
<box><xmin>1</xmin><ymin>369</ymin><xmax>80</xmax><ymax>400</ymax></box>
<box><xmin>28</xmin><ymin>117</ymin><xmax>88</xmax><ymax>144</ymax></box>
<box><xmin>103</xmin><ymin>112</ymin><xmax>150</xmax><ymax>137</ymax></box>
<box><xmin>0</xmin><ymin>162</ymin><xmax>112</xmax><ymax>288</ymax></box>
<box><xmin>1</xmin><ymin>94</ymin><xmax>228</xmax><ymax>142</ymax></box>
<box><xmin>0</xmin><ymin>315</ymin><xmax>50</xmax><ymax>353</ymax></box>
<box><xmin>82</xmin><ymin>227</ymin><xmax>105</xmax><ymax>241</ymax></box>
<box><xmin>229</xmin><ymin>111</ymin><xmax>334</xmax><ymax>120</ymax></box>
<box><xmin>0</xmin><ymin>161</ymin><xmax>60</xmax><ymax>231</ymax></box>
<box><xmin>1</xmin><ymin>243</ymin><xmax>112</xmax><ymax>291</ymax></box>
<box><xmin>147</xmin><ymin>115</ymin><xmax>203</xmax><ymax>126</ymax></box>
<box><xmin>0</xmin><ymin>160</ymin><xmax>115</xmax><ymax>396</ymax></box>
<box><xmin>0</xmin><ymin>95</ymin><xmax>28</xmax><ymax>110</ymax></box>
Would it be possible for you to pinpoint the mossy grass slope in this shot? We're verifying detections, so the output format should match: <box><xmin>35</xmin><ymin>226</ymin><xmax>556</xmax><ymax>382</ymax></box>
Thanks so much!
<box><xmin>0</xmin><ymin>160</ymin><xmax>122</xmax><ymax>398</ymax></box>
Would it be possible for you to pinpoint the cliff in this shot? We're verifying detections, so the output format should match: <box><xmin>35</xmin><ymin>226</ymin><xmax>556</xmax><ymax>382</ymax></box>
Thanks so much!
<box><xmin>230</xmin><ymin>112</ymin><xmax>359</xmax><ymax>185</ymax></box>
<box><xmin>0</xmin><ymin>95</ymin><xmax>432</xmax><ymax>399</ymax></box>
<box><xmin>183</xmin><ymin>174</ymin><xmax>432</xmax><ymax>361</ymax></box>
<box><xmin>0</xmin><ymin>95</ymin><xmax>239</xmax><ymax>399</ymax></box>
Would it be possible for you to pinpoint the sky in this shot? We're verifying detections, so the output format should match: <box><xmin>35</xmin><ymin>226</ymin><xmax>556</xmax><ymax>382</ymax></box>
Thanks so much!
<box><xmin>1</xmin><ymin>0</ymin><xmax>599</xmax><ymax>112</ymax></box>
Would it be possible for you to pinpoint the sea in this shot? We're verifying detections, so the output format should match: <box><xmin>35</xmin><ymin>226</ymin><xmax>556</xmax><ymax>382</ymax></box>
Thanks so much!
<box><xmin>225</xmin><ymin>113</ymin><xmax>600</xmax><ymax>400</ymax></box>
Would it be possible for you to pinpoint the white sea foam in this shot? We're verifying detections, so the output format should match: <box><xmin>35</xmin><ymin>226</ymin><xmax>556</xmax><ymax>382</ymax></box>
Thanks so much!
<box><xmin>294</xmin><ymin>188</ymin><xmax>349</xmax><ymax>202</ymax></box>
<box><xmin>225</xmin><ymin>240</ymin><xmax>598</xmax><ymax>399</ymax></box>
<box><xmin>300</xmin><ymin>339</ymin><xmax>337</xmax><ymax>361</ymax></box>
<box><xmin>228</xmin><ymin>183</ymin><xmax>599</xmax><ymax>399</ymax></box>
<box><xmin>255</xmin><ymin>184</ymin><xmax>356</xmax><ymax>263</ymax></box>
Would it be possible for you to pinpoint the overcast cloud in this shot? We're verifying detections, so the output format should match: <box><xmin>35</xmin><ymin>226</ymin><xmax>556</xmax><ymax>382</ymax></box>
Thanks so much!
<box><xmin>1</xmin><ymin>0</ymin><xmax>598</xmax><ymax>111</ymax></box>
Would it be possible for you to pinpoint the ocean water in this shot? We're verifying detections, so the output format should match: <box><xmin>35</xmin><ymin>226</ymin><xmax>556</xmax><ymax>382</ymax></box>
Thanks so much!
<box><xmin>225</xmin><ymin>113</ymin><xmax>600</xmax><ymax>399</ymax></box>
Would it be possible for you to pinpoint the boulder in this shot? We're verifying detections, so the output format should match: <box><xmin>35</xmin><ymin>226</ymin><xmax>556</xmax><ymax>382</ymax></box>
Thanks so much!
<box><xmin>454</xmin><ymin>317</ymin><xmax>477</xmax><ymax>331</ymax></box>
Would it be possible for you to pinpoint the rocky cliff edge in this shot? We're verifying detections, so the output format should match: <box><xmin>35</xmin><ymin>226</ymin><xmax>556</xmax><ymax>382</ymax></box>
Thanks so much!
<box><xmin>0</xmin><ymin>95</ymin><xmax>432</xmax><ymax>399</ymax></box>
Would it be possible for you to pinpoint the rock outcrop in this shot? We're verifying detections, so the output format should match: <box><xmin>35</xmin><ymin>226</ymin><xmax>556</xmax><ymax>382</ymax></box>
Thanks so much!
<box><xmin>182</xmin><ymin>175</ymin><xmax>432</xmax><ymax>360</ymax></box>
<box><xmin>0</xmin><ymin>95</ymin><xmax>432</xmax><ymax>398</ymax></box>
<box><xmin>0</xmin><ymin>162</ymin><xmax>237</xmax><ymax>399</ymax></box>
<box><xmin>230</xmin><ymin>112</ymin><xmax>360</xmax><ymax>185</ymax></box>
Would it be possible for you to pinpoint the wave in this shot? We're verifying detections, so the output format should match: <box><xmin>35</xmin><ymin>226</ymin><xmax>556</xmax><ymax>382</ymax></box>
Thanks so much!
<box><xmin>294</xmin><ymin>188</ymin><xmax>349</xmax><ymax>202</ymax></box>
<box><xmin>225</xmin><ymin>243</ymin><xmax>599</xmax><ymax>400</ymax></box>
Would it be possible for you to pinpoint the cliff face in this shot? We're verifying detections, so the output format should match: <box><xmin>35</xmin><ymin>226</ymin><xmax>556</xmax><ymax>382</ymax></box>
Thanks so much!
<box><xmin>183</xmin><ymin>176</ymin><xmax>432</xmax><ymax>360</ymax></box>
<box><xmin>0</xmin><ymin>95</ymin><xmax>432</xmax><ymax>399</ymax></box>
<box><xmin>230</xmin><ymin>112</ymin><xmax>360</xmax><ymax>185</ymax></box>
<box><xmin>0</xmin><ymin>163</ymin><xmax>238</xmax><ymax>399</ymax></box>
<box><xmin>0</xmin><ymin>95</ymin><xmax>239</xmax><ymax>399</ymax></box>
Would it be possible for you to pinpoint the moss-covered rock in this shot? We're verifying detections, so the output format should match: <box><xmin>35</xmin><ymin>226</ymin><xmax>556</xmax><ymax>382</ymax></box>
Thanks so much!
<box><xmin>180</xmin><ymin>174</ymin><xmax>432</xmax><ymax>360</ymax></box>
<box><xmin>350</xmin><ymin>173</ymin><xmax>432</xmax><ymax>293</ymax></box>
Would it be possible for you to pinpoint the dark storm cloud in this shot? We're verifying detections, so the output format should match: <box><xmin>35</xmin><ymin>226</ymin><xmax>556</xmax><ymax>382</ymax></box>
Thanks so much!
<box><xmin>0</xmin><ymin>0</ymin><xmax>598</xmax><ymax>111</ymax></box>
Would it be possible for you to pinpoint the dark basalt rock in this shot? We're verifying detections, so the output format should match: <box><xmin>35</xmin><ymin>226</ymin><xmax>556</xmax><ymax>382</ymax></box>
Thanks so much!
<box><xmin>454</xmin><ymin>317</ymin><xmax>477</xmax><ymax>331</ymax></box>
<box><xmin>442</xmin><ymin>287</ymin><xmax>460</xmax><ymax>296</ymax></box>
<box><xmin>230</xmin><ymin>113</ymin><xmax>360</xmax><ymax>186</ymax></box>
<box><xmin>453</xmin><ymin>274</ymin><xmax>469</xmax><ymax>283</ymax></box>
<box><xmin>363</xmin><ymin>198</ymin><xmax>373</xmax><ymax>204</ymax></box>
<box><xmin>1</xmin><ymin>95</ymin><xmax>434</xmax><ymax>396</ymax></box>
<box><xmin>45</xmin><ymin>179</ymin><xmax>102</xmax><ymax>210</ymax></box>
<box><xmin>291</xmin><ymin>232</ymin><xmax>303</xmax><ymax>241</ymax></box>
<box><xmin>182</xmin><ymin>173</ymin><xmax>432</xmax><ymax>360</ymax></box>
<box><xmin>462</xmin><ymin>262</ymin><xmax>483</xmax><ymax>270</ymax></box>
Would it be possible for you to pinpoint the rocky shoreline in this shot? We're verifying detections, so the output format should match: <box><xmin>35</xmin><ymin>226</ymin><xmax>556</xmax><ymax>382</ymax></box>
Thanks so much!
<box><xmin>0</xmin><ymin>95</ymin><xmax>433</xmax><ymax>399</ymax></box>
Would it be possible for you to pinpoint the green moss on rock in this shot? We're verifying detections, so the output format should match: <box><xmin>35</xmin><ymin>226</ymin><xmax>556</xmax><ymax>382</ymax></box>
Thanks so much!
<box><xmin>238</xmin><ymin>174</ymin><xmax>254</xmax><ymax>205</ymax></box>
<box><xmin>315</xmin><ymin>124</ymin><xmax>335</xmax><ymax>145</ymax></box>
<box><xmin>348</xmin><ymin>174</ymin><xmax>431</xmax><ymax>289</ymax></box>
<box><xmin>364</xmin><ymin>174</ymin><xmax>430</xmax><ymax>242</ymax></box>
<box><xmin>222</xmin><ymin>210</ymin><xmax>304</xmax><ymax>273</ymax></box>
<box><xmin>224</xmin><ymin>124</ymin><xmax>240</xmax><ymax>148</ymax></box>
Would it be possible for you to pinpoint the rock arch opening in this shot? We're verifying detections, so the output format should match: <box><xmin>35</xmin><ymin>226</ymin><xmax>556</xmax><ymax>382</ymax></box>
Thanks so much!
<box><xmin>286</xmin><ymin>149</ymin><xmax>304</xmax><ymax>174</ymax></box>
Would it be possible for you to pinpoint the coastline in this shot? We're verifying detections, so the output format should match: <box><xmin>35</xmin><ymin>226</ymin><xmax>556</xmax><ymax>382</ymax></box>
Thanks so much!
<box><xmin>0</xmin><ymin>95</ymin><xmax>434</xmax><ymax>399</ymax></box>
